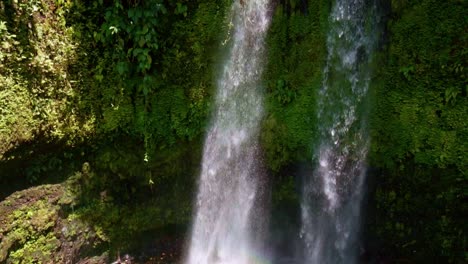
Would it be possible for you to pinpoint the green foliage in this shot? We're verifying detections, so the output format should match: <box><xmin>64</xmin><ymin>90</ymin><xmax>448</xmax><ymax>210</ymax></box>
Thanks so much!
<box><xmin>370</xmin><ymin>0</ymin><xmax>467</xmax><ymax>174</ymax></box>
<box><xmin>0</xmin><ymin>0</ymin><xmax>87</xmax><ymax>159</ymax></box>
<box><xmin>369</xmin><ymin>0</ymin><xmax>467</xmax><ymax>262</ymax></box>
<box><xmin>0</xmin><ymin>0</ymin><xmax>229</xmax><ymax>185</ymax></box>
<box><xmin>66</xmin><ymin>0</ymin><xmax>229</xmax><ymax>155</ymax></box>
<box><xmin>93</xmin><ymin>0</ymin><xmax>165</xmax><ymax>74</ymax></box>
<box><xmin>262</xmin><ymin>0</ymin><xmax>328</xmax><ymax>171</ymax></box>
<box><xmin>0</xmin><ymin>74</ymin><xmax>36</xmax><ymax>157</ymax></box>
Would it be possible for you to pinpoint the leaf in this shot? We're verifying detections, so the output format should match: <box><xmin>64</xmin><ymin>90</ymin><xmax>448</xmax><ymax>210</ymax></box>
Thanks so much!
<box><xmin>138</xmin><ymin>37</ymin><xmax>145</xmax><ymax>47</ymax></box>
<box><xmin>116</xmin><ymin>62</ymin><xmax>127</xmax><ymax>75</ymax></box>
<box><xmin>128</xmin><ymin>8</ymin><xmax>134</xmax><ymax>19</ymax></box>
<box><xmin>146</xmin><ymin>54</ymin><xmax>152</xmax><ymax>65</ymax></box>
<box><xmin>141</xmin><ymin>25</ymin><xmax>149</xmax><ymax>35</ymax></box>
<box><xmin>94</xmin><ymin>74</ymin><xmax>103</xmax><ymax>82</ymax></box>
<box><xmin>175</xmin><ymin>3</ymin><xmax>188</xmax><ymax>16</ymax></box>
<box><xmin>133</xmin><ymin>48</ymin><xmax>142</xmax><ymax>57</ymax></box>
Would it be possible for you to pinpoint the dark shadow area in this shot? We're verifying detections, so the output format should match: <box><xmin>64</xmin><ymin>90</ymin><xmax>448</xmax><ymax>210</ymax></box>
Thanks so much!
<box><xmin>269</xmin><ymin>162</ymin><xmax>309</xmax><ymax>264</ymax></box>
<box><xmin>360</xmin><ymin>166</ymin><xmax>387</xmax><ymax>264</ymax></box>
<box><xmin>0</xmin><ymin>133</ymin><xmax>89</xmax><ymax>200</ymax></box>
<box><xmin>127</xmin><ymin>224</ymin><xmax>187</xmax><ymax>263</ymax></box>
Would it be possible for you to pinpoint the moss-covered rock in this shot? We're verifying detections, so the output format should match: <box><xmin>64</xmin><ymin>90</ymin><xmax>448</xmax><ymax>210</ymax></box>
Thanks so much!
<box><xmin>0</xmin><ymin>183</ymin><xmax>107</xmax><ymax>264</ymax></box>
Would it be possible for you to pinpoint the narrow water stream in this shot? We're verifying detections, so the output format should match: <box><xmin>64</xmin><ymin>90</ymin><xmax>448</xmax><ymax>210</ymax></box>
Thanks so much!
<box><xmin>300</xmin><ymin>0</ymin><xmax>380</xmax><ymax>263</ymax></box>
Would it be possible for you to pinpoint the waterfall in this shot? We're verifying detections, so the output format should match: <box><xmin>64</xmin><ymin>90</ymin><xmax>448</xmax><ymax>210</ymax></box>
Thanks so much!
<box><xmin>185</xmin><ymin>1</ymin><xmax>272</xmax><ymax>263</ymax></box>
<box><xmin>300</xmin><ymin>0</ymin><xmax>379</xmax><ymax>263</ymax></box>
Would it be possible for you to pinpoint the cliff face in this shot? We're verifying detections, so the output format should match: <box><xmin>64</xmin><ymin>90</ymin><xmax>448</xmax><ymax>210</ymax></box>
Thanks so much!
<box><xmin>0</xmin><ymin>0</ymin><xmax>466</xmax><ymax>263</ymax></box>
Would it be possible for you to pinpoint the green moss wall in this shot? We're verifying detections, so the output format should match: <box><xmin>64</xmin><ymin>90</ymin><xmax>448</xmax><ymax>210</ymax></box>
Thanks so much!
<box><xmin>368</xmin><ymin>0</ymin><xmax>467</xmax><ymax>262</ymax></box>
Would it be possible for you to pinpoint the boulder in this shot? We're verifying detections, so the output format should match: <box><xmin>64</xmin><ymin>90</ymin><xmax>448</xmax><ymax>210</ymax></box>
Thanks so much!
<box><xmin>0</xmin><ymin>183</ymin><xmax>107</xmax><ymax>264</ymax></box>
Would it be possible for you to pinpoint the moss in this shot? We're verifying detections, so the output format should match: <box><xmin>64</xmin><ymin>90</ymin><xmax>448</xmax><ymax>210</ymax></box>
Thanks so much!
<box><xmin>0</xmin><ymin>185</ymin><xmax>61</xmax><ymax>262</ymax></box>
<box><xmin>261</xmin><ymin>0</ymin><xmax>328</xmax><ymax>171</ymax></box>
<box><xmin>367</xmin><ymin>0</ymin><xmax>467</xmax><ymax>262</ymax></box>
<box><xmin>0</xmin><ymin>0</ymin><xmax>92</xmax><ymax>158</ymax></box>
<box><xmin>0</xmin><ymin>181</ymin><xmax>108</xmax><ymax>263</ymax></box>
<box><xmin>8</xmin><ymin>232</ymin><xmax>60</xmax><ymax>264</ymax></box>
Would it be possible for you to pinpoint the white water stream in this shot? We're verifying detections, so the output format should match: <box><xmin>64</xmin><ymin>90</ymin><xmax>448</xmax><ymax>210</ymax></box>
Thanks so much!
<box><xmin>185</xmin><ymin>1</ymin><xmax>272</xmax><ymax>263</ymax></box>
<box><xmin>301</xmin><ymin>0</ymin><xmax>379</xmax><ymax>263</ymax></box>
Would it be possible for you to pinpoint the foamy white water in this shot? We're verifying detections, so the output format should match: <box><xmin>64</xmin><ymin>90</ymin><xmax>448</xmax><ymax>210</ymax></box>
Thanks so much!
<box><xmin>185</xmin><ymin>1</ymin><xmax>272</xmax><ymax>263</ymax></box>
<box><xmin>301</xmin><ymin>0</ymin><xmax>380</xmax><ymax>263</ymax></box>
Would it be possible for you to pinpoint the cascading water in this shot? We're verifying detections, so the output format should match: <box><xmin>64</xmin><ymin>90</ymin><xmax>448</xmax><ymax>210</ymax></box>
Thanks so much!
<box><xmin>185</xmin><ymin>1</ymin><xmax>271</xmax><ymax>263</ymax></box>
<box><xmin>301</xmin><ymin>0</ymin><xmax>379</xmax><ymax>263</ymax></box>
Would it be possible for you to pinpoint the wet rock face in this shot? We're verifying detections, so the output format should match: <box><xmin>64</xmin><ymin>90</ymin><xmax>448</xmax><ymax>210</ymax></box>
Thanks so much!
<box><xmin>0</xmin><ymin>184</ymin><xmax>106</xmax><ymax>264</ymax></box>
